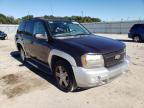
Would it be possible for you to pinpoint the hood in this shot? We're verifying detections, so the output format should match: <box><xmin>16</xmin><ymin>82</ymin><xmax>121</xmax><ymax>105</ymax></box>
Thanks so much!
<box><xmin>58</xmin><ymin>35</ymin><xmax>125</xmax><ymax>54</ymax></box>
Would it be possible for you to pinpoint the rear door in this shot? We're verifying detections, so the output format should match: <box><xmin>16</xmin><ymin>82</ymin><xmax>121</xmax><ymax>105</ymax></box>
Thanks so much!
<box><xmin>31</xmin><ymin>21</ymin><xmax>51</xmax><ymax>63</ymax></box>
<box><xmin>22</xmin><ymin>20</ymin><xmax>35</xmax><ymax>56</ymax></box>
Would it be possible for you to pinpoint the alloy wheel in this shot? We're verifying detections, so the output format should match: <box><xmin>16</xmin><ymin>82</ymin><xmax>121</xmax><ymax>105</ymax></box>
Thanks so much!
<box><xmin>55</xmin><ymin>66</ymin><xmax>70</xmax><ymax>88</ymax></box>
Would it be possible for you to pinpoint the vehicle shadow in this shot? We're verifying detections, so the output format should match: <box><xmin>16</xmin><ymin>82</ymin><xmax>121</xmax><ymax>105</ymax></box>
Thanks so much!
<box><xmin>117</xmin><ymin>39</ymin><xmax>134</xmax><ymax>43</ymax></box>
<box><xmin>10</xmin><ymin>51</ymin><xmax>87</xmax><ymax>93</ymax></box>
<box><xmin>10</xmin><ymin>51</ymin><xmax>58</xmax><ymax>89</ymax></box>
<box><xmin>117</xmin><ymin>39</ymin><xmax>143</xmax><ymax>43</ymax></box>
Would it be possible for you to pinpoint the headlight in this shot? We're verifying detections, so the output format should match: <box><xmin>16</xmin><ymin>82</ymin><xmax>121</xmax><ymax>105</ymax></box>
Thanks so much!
<box><xmin>81</xmin><ymin>53</ymin><xmax>104</xmax><ymax>68</ymax></box>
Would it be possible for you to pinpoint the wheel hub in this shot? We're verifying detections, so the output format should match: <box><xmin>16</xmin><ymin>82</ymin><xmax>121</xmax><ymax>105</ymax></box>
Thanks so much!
<box><xmin>56</xmin><ymin>66</ymin><xmax>69</xmax><ymax>87</ymax></box>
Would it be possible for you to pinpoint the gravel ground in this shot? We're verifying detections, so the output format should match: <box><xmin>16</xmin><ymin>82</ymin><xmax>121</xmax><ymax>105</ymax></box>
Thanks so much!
<box><xmin>0</xmin><ymin>34</ymin><xmax>144</xmax><ymax>108</ymax></box>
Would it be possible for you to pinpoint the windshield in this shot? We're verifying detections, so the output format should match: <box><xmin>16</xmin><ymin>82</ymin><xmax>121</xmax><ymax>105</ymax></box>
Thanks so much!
<box><xmin>48</xmin><ymin>21</ymin><xmax>90</xmax><ymax>37</ymax></box>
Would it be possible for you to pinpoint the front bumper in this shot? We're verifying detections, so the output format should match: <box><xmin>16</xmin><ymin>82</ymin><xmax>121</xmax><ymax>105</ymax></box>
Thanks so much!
<box><xmin>72</xmin><ymin>59</ymin><xmax>129</xmax><ymax>88</ymax></box>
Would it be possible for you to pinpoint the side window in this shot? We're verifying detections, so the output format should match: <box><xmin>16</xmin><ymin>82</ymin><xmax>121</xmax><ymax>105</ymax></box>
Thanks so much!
<box><xmin>25</xmin><ymin>21</ymin><xmax>34</xmax><ymax>35</ymax></box>
<box><xmin>17</xmin><ymin>22</ymin><xmax>25</xmax><ymax>33</ymax></box>
<box><xmin>34</xmin><ymin>22</ymin><xmax>46</xmax><ymax>35</ymax></box>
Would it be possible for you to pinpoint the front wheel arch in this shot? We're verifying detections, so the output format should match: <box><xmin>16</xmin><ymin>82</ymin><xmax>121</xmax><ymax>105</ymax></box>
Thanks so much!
<box><xmin>51</xmin><ymin>55</ymin><xmax>72</xmax><ymax>72</ymax></box>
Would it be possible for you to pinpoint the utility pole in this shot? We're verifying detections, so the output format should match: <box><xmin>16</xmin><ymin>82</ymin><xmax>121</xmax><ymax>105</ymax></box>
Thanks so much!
<box><xmin>27</xmin><ymin>11</ymin><xmax>30</xmax><ymax>19</ymax></box>
<box><xmin>81</xmin><ymin>11</ymin><xmax>84</xmax><ymax>17</ymax></box>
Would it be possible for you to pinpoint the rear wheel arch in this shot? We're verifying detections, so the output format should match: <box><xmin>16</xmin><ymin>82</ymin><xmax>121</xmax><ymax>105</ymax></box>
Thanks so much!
<box><xmin>132</xmin><ymin>34</ymin><xmax>142</xmax><ymax>42</ymax></box>
<box><xmin>17</xmin><ymin>43</ymin><xmax>22</xmax><ymax>51</ymax></box>
<box><xmin>132</xmin><ymin>34</ymin><xmax>141</xmax><ymax>38</ymax></box>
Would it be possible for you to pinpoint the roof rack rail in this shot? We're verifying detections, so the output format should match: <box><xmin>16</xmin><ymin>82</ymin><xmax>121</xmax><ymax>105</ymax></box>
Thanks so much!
<box><xmin>34</xmin><ymin>17</ymin><xmax>73</xmax><ymax>21</ymax></box>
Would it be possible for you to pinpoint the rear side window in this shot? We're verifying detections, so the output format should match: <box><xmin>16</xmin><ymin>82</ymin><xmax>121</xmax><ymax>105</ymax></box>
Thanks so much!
<box><xmin>25</xmin><ymin>21</ymin><xmax>34</xmax><ymax>35</ymax></box>
<box><xmin>131</xmin><ymin>24</ymin><xmax>144</xmax><ymax>30</ymax></box>
<box><xmin>17</xmin><ymin>22</ymin><xmax>26</xmax><ymax>33</ymax></box>
<box><xmin>33</xmin><ymin>22</ymin><xmax>46</xmax><ymax>35</ymax></box>
<box><xmin>132</xmin><ymin>24</ymin><xmax>139</xmax><ymax>29</ymax></box>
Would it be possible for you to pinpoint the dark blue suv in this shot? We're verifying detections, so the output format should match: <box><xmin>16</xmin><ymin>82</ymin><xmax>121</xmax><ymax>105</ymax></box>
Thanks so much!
<box><xmin>15</xmin><ymin>18</ymin><xmax>129</xmax><ymax>92</ymax></box>
<box><xmin>128</xmin><ymin>24</ymin><xmax>144</xmax><ymax>42</ymax></box>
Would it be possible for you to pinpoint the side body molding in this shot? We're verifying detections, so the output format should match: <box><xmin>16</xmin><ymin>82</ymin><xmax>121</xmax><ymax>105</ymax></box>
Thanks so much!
<box><xmin>48</xmin><ymin>49</ymin><xmax>77</xmax><ymax>69</ymax></box>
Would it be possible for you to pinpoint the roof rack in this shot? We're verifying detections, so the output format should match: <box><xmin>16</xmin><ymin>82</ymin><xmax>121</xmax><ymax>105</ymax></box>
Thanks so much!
<box><xmin>34</xmin><ymin>17</ymin><xmax>73</xmax><ymax>21</ymax></box>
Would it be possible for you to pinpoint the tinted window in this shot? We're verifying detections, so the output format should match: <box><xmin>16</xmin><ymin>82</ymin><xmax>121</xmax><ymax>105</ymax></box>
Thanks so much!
<box><xmin>132</xmin><ymin>24</ymin><xmax>144</xmax><ymax>29</ymax></box>
<box><xmin>25</xmin><ymin>21</ymin><xmax>34</xmax><ymax>35</ymax></box>
<box><xmin>34</xmin><ymin>22</ymin><xmax>46</xmax><ymax>35</ymax></box>
<box><xmin>18</xmin><ymin>22</ymin><xmax>26</xmax><ymax>32</ymax></box>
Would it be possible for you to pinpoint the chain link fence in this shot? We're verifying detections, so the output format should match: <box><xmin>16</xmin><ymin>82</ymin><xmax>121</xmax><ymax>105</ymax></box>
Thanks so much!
<box><xmin>0</xmin><ymin>20</ymin><xmax>144</xmax><ymax>39</ymax></box>
<box><xmin>0</xmin><ymin>24</ymin><xmax>18</xmax><ymax>35</ymax></box>
<box><xmin>83</xmin><ymin>20</ymin><xmax>144</xmax><ymax>34</ymax></box>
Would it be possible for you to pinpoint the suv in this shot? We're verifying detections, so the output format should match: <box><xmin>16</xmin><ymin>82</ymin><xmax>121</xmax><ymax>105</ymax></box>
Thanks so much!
<box><xmin>0</xmin><ymin>31</ymin><xmax>7</xmax><ymax>40</ymax></box>
<box><xmin>128</xmin><ymin>24</ymin><xmax>144</xmax><ymax>42</ymax></box>
<box><xmin>15</xmin><ymin>18</ymin><xmax>129</xmax><ymax>92</ymax></box>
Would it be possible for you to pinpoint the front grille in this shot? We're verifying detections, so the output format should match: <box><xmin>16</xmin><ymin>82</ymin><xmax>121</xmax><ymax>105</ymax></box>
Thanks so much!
<box><xmin>103</xmin><ymin>49</ymin><xmax>125</xmax><ymax>68</ymax></box>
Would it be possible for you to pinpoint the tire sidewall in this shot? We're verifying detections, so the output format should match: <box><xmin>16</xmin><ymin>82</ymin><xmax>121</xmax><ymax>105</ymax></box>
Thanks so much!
<box><xmin>20</xmin><ymin>48</ymin><xmax>26</xmax><ymax>63</ymax></box>
<box><xmin>133</xmin><ymin>35</ymin><xmax>141</xmax><ymax>42</ymax></box>
<box><xmin>53</xmin><ymin>60</ymin><xmax>76</xmax><ymax>92</ymax></box>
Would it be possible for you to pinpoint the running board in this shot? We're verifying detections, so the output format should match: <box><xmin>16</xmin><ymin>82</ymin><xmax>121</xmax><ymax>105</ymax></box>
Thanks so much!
<box><xmin>27</xmin><ymin>58</ymin><xmax>52</xmax><ymax>75</ymax></box>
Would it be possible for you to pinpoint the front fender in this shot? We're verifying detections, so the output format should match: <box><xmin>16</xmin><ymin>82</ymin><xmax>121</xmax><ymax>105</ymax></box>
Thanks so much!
<box><xmin>48</xmin><ymin>49</ymin><xmax>77</xmax><ymax>69</ymax></box>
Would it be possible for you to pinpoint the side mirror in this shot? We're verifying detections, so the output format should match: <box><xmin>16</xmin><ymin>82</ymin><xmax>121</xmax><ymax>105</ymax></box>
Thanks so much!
<box><xmin>35</xmin><ymin>33</ymin><xmax>48</xmax><ymax>40</ymax></box>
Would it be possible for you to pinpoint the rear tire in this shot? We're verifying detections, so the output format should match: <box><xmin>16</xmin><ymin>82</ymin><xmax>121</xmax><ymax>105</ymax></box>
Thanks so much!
<box><xmin>20</xmin><ymin>47</ymin><xmax>26</xmax><ymax>63</ymax></box>
<box><xmin>133</xmin><ymin>35</ymin><xmax>141</xmax><ymax>42</ymax></box>
<box><xmin>1</xmin><ymin>37</ymin><xmax>5</xmax><ymax>40</ymax></box>
<box><xmin>53</xmin><ymin>60</ymin><xmax>77</xmax><ymax>92</ymax></box>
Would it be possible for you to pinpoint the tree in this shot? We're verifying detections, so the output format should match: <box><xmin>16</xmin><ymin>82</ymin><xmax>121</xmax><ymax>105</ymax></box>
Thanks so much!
<box><xmin>21</xmin><ymin>15</ymin><xmax>34</xmax><ymax>20</ymax></box>
<box><xmin>0</xmin><ymin>13</ymin><xmax>20</xmax><ymax>24</ymax></box>
<box><xmin>0</xmin><ymin>13</ymin><xmax>7</xmax><ymax>24</ymax></box>
<box><xmin>0</xmin><ymin>13</ymin><xmax>101</xmax><ymax>24</ymax></box>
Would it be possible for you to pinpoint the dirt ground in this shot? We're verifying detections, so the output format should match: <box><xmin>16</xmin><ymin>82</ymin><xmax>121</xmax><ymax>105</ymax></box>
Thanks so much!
<box><xmin>0</xmin><ymin>34</ymin><xmax>144</xmax><ymax>108</ymax></box>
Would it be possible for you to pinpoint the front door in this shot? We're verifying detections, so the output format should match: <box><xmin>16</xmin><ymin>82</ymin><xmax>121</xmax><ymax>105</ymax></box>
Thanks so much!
<box><xmin>32</xmin><ymin>21</ymin><xmax>51</xmax><ymax>63</ymax></box>
<box><xmin>23</xmin><ymin>20</ymin><xmax>35</xmax><ymax>56</ymax></box>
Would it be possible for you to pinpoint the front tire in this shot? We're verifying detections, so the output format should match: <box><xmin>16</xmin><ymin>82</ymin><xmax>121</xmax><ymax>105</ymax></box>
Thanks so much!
<box><xmin>53</xmin><ymin>60</ymin><xmax>77</xmax><ymax>92</ymax></box>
